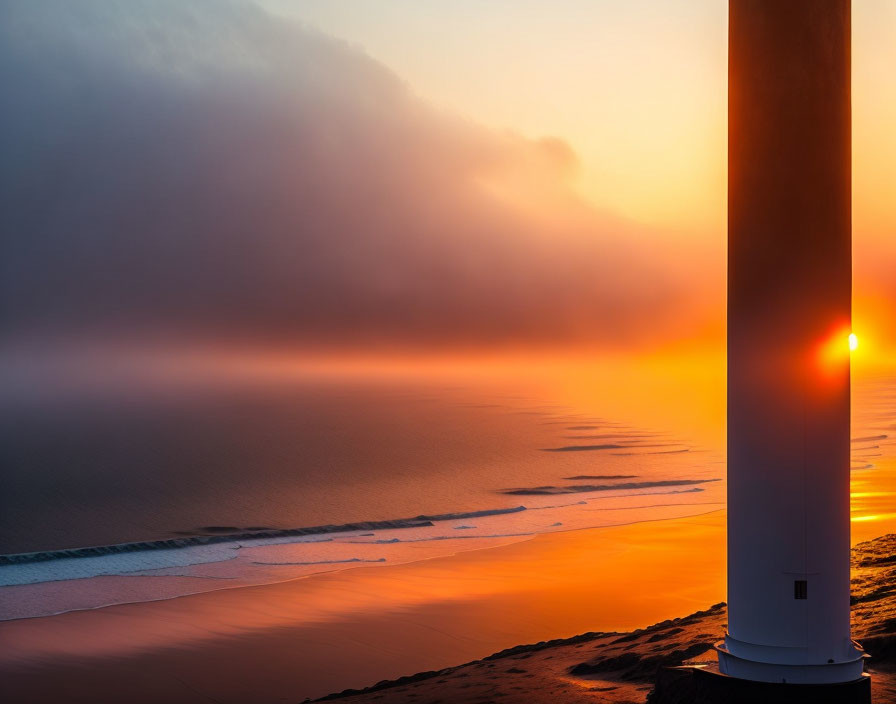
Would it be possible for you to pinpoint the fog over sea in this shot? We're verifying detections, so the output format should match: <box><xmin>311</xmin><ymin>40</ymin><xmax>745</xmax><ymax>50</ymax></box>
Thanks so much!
<box><xmin>2</xmin><ymin>359</ymin><xmax>893</xmax><ymax>622</ymax></box>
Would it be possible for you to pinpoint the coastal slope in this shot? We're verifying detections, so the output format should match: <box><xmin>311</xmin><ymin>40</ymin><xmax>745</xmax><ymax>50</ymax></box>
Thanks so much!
<box><xmin>314</xmin><ymin>533</ymin><xmax>896</xmax><ymax>703</ymax></box>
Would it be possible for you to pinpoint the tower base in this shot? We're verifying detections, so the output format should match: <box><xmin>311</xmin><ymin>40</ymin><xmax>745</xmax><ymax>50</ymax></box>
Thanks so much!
<box><xmin>716</xmin><ymin>635</ymin><xmax>867</xmax><ymax>684</ymax></box>
<box><xmin>648</xmin><ymin>665</ymin><xmax>871</xmax><ymax>704</ymax></box>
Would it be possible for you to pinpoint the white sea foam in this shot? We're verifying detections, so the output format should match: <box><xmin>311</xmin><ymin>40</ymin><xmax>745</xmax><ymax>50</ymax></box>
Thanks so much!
<box><xmin>0</xmin><ymin>477</ymin><xmax>727</xmax><ymax>620</ymax></box>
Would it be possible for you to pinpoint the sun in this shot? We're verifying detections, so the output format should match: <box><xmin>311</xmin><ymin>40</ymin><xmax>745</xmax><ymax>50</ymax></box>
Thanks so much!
<box><xmin>849</xmin><ymin>333</ymin><xmax>859</xmax><ymax>352</ymax></box>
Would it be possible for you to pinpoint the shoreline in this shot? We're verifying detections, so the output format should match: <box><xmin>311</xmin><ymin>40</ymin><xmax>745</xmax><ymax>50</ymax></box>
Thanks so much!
<box><xmin>0</xmin><ymin>512</ymin><xmax>728</xmax><ymax>702</ymax></box>
<box><xmin>1</xmin><ymin>508</ymin><xmax>725</xmax><ymax>624</ymax></box>
<box><xmin>312</xmin><ymin>533</ymin><xmax>896</xmax><ymax>704</ymax></box>
<box><xmin>0</xmin><ymin>506</ymin><xmax>536</xmax><ymax>565</ymax></box>
<box><xmin>1</xmin><ymin>512</ymin><xmax>893</xmax><ymax>703</ymax></box>
<box><xmin>0</xmin><ymin>495</ymin><xmax>725</xmax><ymax>621</ymax></box>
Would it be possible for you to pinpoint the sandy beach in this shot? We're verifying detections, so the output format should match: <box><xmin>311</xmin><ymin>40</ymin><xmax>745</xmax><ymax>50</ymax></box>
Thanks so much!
<box><xmin>2</xmin><ymin>512</ymin><xmax>893</xmax><ymax>703</ymax></box>
<box><xmin>315</xmin><ymin>533</ymin><xmax>895</xmax><ymax>704</ymax></box>
<box><xmin>1</xmin><ymin>512</ymin><xmax>727</xmax><ymax>703</ymax></box>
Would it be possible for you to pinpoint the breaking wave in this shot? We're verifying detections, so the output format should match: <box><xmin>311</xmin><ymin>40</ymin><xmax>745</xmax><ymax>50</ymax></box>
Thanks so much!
<box><xmin>0</xmin><ymin>506</ymin><xmax>528</xmax><ymax>566</ymax></box>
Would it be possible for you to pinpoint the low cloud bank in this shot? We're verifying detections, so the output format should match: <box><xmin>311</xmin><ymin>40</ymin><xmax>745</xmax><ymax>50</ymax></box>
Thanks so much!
<box><xmin>0</xmin><ymin>0</ymin><xmax>718</xmax><ymax>354</ymax></box>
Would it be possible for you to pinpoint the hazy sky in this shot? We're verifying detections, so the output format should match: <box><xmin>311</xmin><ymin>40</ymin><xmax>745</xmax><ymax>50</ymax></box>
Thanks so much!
<box><xmin>1</xmin><ymin>0</ymin><xmax>894</xmax><ymax>362</ymax></box>
<box><xmin>263</xmin><ymin>0</ymin><xmax>729</xmax><ymax>232</ymax></box>
<box><xmin>264</xmin><ymin>0</ymin><xmax>896</xmax><ymax>351</ymax></box>
<box><xmin>263</xmin><ymin>1</ymin><xmax>894</xmax><ymax>231</ymax></box>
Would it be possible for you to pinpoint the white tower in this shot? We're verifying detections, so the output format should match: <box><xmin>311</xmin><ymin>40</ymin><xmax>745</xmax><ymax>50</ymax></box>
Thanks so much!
<box><xmin>716</xmin><ymin>0</ymin><xmax>865</xmax><ymax>685</ymax></box>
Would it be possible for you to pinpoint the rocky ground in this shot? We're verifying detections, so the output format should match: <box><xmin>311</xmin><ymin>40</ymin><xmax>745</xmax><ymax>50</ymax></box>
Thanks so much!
<box><xmin>311</xmin><ymin>534</ymin><xmax>896</xmax><ymax>704</ymax></box>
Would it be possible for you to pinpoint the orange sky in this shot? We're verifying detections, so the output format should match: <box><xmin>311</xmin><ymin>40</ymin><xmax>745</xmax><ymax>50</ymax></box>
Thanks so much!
<box><xmin>2</xmin><ymin>1</ymin><xmax>893</xmax><ymax>366</ymax></box>
<box><xmin>264</xmin><ymin>0</ymin><xmax>895</xmax><ymax>360</ymax></box>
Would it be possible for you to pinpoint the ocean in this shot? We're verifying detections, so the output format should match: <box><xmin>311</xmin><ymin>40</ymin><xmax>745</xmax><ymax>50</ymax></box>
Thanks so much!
<box><xmin>1</xmin><ymin>356</ymin><xmax>893</xmax><ymax>622</ymax></box>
